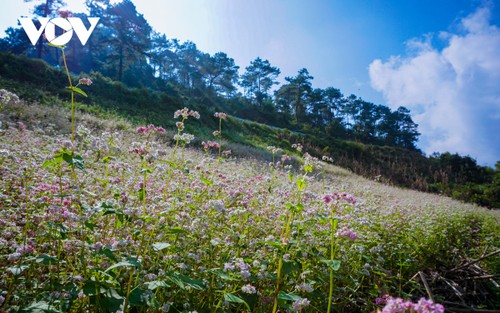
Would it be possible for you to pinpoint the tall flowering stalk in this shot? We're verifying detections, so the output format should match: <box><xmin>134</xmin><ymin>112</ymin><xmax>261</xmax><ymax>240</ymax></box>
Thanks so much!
<box><xmin>172</xmin><ymin>107</ymin><xmax>199</xmax><ymax>159</ymax></box>
<box><xmin>47</xmin><ymin>11</ymin><xmax>92</xmax><ymax>145</ymax></box>
<box><xmin>272</xmin><ymin>144</ymin><xmax>310</xmax><ymax>313</ymax></box>
<box><xmin>213</xmin><ymin>112</ymin><xmax>227</xmax><ymax>164</ymax></box>
<box><xmin>322</xmin><ymin>192</ymin><xmax>357</xmax><ymax>312</ymax></box>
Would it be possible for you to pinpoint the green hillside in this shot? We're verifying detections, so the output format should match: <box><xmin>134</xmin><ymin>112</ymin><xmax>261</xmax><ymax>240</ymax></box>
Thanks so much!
<box><xmin>0</xmin><ymin>90</ymin><xmax>499</xmax><ymax>312</ymax></box>
<box><xmin>0</xmin><ymin>52</ymin><xmax>499</xmax><ymax>209</ymax></box>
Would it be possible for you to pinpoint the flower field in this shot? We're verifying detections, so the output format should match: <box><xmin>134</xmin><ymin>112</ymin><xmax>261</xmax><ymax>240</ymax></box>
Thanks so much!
<box><xmin>0</xmin><ymin>92</ymin><xmax>498</xmax><ymax>312</ymax></box>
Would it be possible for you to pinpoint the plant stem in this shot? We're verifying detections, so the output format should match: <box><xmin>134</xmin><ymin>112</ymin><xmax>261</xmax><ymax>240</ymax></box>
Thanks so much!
<box><xmin>61</xmin><ymin>48</ymin><xmax>76</xmax><ymax>145</ymax></box>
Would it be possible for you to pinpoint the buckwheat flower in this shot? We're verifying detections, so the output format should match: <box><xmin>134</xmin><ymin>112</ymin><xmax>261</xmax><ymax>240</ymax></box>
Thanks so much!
<box><xmin>188</xmin><ymin>110</ymin><xmax>200</xmax><ymax>119</ymax></box>
<box><xmin>0</xmin><ymin>295</ymin><xmax>4</xmax><ymax>306</ymax></box>
<box><xmin>413</xmin><ymin>297</ymin><xmax>445</xmax><ymax>313</ymax></box>
<box><xmin>241</xmin><ymin>284</ymin><xmax>257</xmax><ymax>294</ymax></box>
<box><xmin>213</xmin><ymin>130</ymin><xmax>221</xmax><ymax>136</ymax></box>
<box><xmin>156</xmin><ymin>126</ymin><xmax>166</xmax><ymax>133</ymax></box>
<box><xmin>136</xmin><ymin>126</ymin><xmax>148</xmax><ymax>133</ymax></box>
<box><xmin>58</xmin><ymin>10</ymin><xmax>73</xmax><ymax>18</ymax></box>
<box><xmin>78</xmin><ymin>77</ymin><xmax>93</xmax><ymax>86</ymax></box>
<box><xmin>7</xmin><ymin>252</ymin><xmax>21</xmax><ymax>261</ymax></box>
<box><xmin>176</xmin><ymin>122</ymin><xmax>184</xmax><ymax>130</ymax></box>
<box><xmin>224</xmin><ymin>262</ymin><xmax>235</xmax><ymax>272</ymax></box>
<box><xmin>16</xmin><ymin>244</ymin><xmax>34</xmax><ymax>255</ymax></box>
<box><xmin>208</xmin><ymin>199</ymin><xmax>225</xmax><ymax>212</ymax></box>
<box><xmin>291</xmin><ymin>143</ymin><xmax>303</xmax><ymax>152</ymax></box>
<box><xmin>214</xmin><ymin>112</ymin><xmax>227</xmax><ymax>119</ymax></box>
<box><xmin>240</xmin><ymin>270</ymin><xmax>251</xmax><ymax>279</ymax></box>
<box><xmin>337</xmin><ymin>226</ymin><xmax>357</xmax><ymax>241</ymax></box>
<box><xmin>323</xmin><ymin>194</ymin><xmax>333</xmax><ymax>204</ymax></box>
<box><xmin>322</xmin><ymin>155</ymin><xmax>333</xmax><ymax>162</ymax></box>
<box><xmin>174</xmin><ymin>133</ymin><xmax>194</xmax><ymax>144</ymax></box>
<box><xmin>292</xmin><ymin>297</ymin><xmax>310</xmax><ymax>311</ymax></box>
<box><xmin>295</xmin><ymin>282</ymin><xmax>314</xmax><ymax>293</ymax></box>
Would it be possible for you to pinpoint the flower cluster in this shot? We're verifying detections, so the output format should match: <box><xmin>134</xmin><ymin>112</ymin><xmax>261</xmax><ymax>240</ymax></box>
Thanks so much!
<box><xmin>173</xmin><ymin>133</ymin><xmax>194</xmax><ymax>144</ymax></box>
<box><xmin>241</xmin><ymin>284</ymin><xmax>257</xmax><ymax>294</ymax></box>
<box><xmin>267</xmin><ymin>146</ymin><xmax>283</xmax><ymax>154</ymax></box>
<box><xmin>322</xmin><ymin>192</ymin><xmax>357</xmax><ymax>205</ymax></box>
<box><xmin>336</xmin><ymin>226</ymin><xmax>357</xmax><ymax>241</ymax></box>
<box><xmin>201</xmin><ymin>141</ymin><xmax>219</xmax><ymax>150</ymax></box>
<box><xmin>322</xmin><ymin>155</ymin><xmax>334</xmax><ymax>163</ymax></box>
<box><xmin>291</xmin><ymin>143</ymin><xmax>303</xmax><ymax>152</ymax></box>
<box><xmin>295</xmin><ymin>282</ymin><xmax>314</xmax><ymax>293</ymax></box>
<box><xmin>214</xmin><ymin>112</ymin><xmax>227</xmax><ymax>119</ymax></box>
<box><xmin>292</xmin><ymin>297</ymin><xmax>310</xmax><ymax>311</ymax></box>
<box><xmin>379</xmin><ymin>297</ymin><xmax>445</xmax><ymax>313</ymax></box>
<box><xmin>174</xmin><ymin>107</ymin><xmax>200</xmax><ymax>119</ymax></box>
<box><xmin>0</xmin><ymin>89</ymin><xmax>20</xmax><ymax>105</ymax></box>
<box><xmin>78</xmin><ymin>77</ymin><xmax>93</xmax><ymax>86</ymax></box>
<box><xmin>136</xmin><ymin>124</ymin><xmax>166</xmax><ymax>134</ymax></box>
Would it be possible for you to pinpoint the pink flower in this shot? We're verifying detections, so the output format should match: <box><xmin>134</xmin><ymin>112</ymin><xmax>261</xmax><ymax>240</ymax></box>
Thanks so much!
<box><xmin>292</xmin><ymin>297</ymin><xmax>310</xmax><ymax>311</ymax></box>
<box><xmin>214</xmin><ymin>112</ymin><xmax>227</xmax><ymax>119</ymax></box>
<box><xmin>78</xmin><ymin>77</ymin><xmax>93</xmax><ymax>86</ymax></box>
<box><xmin>16</xmin><ymin>245</ymin><xmax>35</xmax><ymax>255</ymax></box>
<box><xmin>337</xmin><ymin>226</ymin><xmax>357</xmax><ymax>241</ymax></box>
<box><xmin>322</xmin><ymin>194</ymin><xmax>333</xmax><ymax>204</ymax></box>
<box><xmin>136</xmin><ymin>126</ymin><xmax>148</xmax><ymax>133</ymax></box>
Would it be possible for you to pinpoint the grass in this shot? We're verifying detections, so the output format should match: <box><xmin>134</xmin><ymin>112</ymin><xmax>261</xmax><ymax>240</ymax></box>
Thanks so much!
<box><xmin>0</xmin><ymin>91</ymin><xmax>498</xmax><ymax>312</ymax></box>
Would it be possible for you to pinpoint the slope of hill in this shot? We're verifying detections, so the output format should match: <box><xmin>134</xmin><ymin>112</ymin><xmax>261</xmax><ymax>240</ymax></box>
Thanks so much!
<box><xmin>1</xmin><ymin>52</ymin><xmax>498</xmax><ymax>209</ymax></box>
<box><xmin>0</xmin><ymin>91</ymin><xmax>498</xmax><ymax>312</ymax></box>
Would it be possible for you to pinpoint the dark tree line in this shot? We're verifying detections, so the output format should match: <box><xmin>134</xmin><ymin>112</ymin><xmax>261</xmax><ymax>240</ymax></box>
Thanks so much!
<box><xmin>1</xmin><ymin>0</ymin><xmax>419</xmax><ymax>149</ymax></box>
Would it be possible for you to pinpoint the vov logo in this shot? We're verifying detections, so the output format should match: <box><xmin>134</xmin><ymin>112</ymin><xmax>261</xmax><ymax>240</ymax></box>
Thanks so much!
<box><xmin>19</xmin><ymin>17</ymin><xmax>100</xmax><ymax>46</ymax></box>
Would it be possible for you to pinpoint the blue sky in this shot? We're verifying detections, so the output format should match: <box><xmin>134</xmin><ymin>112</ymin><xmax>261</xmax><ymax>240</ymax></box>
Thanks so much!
<box><xmin>1</xmin><ymin>0</ymin><xmax>499</xmax><ymax>165</ymax></box>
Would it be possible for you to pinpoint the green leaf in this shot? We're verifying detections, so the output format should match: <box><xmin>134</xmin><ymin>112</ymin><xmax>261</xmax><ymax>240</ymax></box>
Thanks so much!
<box><xmin>101</xmin><ymin>288</ymin><xmax>124</xmax><ymax>313</ymax></box>
<box><xmin>166</xmin><ymin>275</ymin><xmax>185</xmax><ymax>289</ymax></box>
<box><xmin>200</xmin><ymin>176</ymin><xmax>213</xmax><ymax>186</ymax></box>
<box><xmin>61</xmin><ymin>152</ymin><xmax>85</xmax><ymax>170</ymax></box>
<box><xmin>263</xmin><ymin>240</ymin><xmax>283</xmax><ymax>249</ymax></box>
<box><xmin>175</xmin><ymin>272</ymin><xmax>205</xmax><ymax>290</ymax></box>
<box><xmin>128</xmin><ymin>287</ymin><xmax>144</xmax><ymax>306</ymax></box>
<box><xmin>208</xmin><ymin>269</ymin><xmax>239</xmax><ymax>281</ymax></box>
<box><xmin>277</xmin><ymin>292</ymin><xmax>301</xmax><ymax>301</ymax></box>
<box><xmin>35</xmin><ymin>254</ymin><xmax>58</xmax><ymax>265</ymax></box>
<box><xmin>296</xmin><ymin>177</ymin><xmax>307</xmax><ymax>192</ymax></box>
<box><xmin>42</xmin><ymin>154</ymin><xmax>63</xmax><ymax>169</ymax></box>
<box><xmin>321</xmin><ymin>259</ymin><xmax>341</xmax><ymax>271</ymax></box>
<box><xmin>144</xmin><ymin>280</ymin><xmax>170</xmax><ymax>290</ymax></box>
<box><xmin>99</xmin><ymin>249</ymin><xmax>118</xmax><ymax>262</ymax></box>
<box><xmin>20</xmin><ymin>301</ymin><xmax>60</xmax><ymax>313</ymax></box>
<box><xmin>66</xmin><ymin>86</ymin><xmax>87</xmax><ymax>97</ymax></box>
<box><xmin>224</xmin><ymin>293</ymin><xmax>245</xmax><ymax>303</ymax></box>
<box><xmin>104</xmin><ymin>260</ymin><xmax>141</xmax><ymax>273</ymax></box>
<box><xmin>152</xmin><ymin>242</ymin><xmax>171</xmax><ymax>251</ymax></box>
<box><xmin>8</xmin><ymin>265</ymin><xmax>29</xmax><ymax>276</ymax></box>
<box><xmin>282</xmin><ymin>259</ymin><xmax>300</xmax><ymax>276</ymax></box>
<box><xmin>224</xmin><ymin>293</ymin><xmax>250</xmax><ymax>310</ymax></box>
<box><xmin>140</xmin><ymin>167</ymin><xmax>152</xmax><ymax>174</ymax></box>
<box><xmin>304</xmin><ymin>164</ymin><xmax>313</xmax><ymax>173</ymax></box>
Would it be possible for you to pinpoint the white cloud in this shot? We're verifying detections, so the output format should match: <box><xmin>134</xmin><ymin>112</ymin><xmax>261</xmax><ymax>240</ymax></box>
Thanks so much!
<box><xmin>369</xmin><ymin>6</ymin><xmax>500</xmax><ymax>166</ymax></box>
